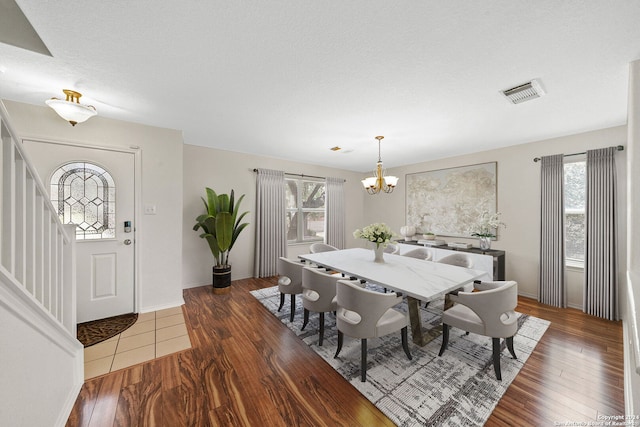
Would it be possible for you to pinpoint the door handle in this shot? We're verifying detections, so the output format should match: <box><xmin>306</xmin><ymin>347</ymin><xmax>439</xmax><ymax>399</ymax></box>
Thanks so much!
<box><xmin>124</xmin><ymin>239</ymin><xmax>132</xmax><ymax>245</ymax></box>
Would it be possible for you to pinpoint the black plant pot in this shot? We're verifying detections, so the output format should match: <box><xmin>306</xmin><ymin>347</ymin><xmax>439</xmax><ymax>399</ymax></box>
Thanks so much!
<box><xmin>212</xmin><ymin>265</ymin><xmax>232</xmax><ymax>294</ymax></box>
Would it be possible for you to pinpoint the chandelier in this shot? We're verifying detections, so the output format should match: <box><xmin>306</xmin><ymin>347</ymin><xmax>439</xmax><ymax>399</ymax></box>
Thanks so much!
<box><xmin>45</xmin><ymin>89</ymin><xmax>97</xmax><ymax>126</ymax></box>
<box><xmin>361</xmin><ymin>136</ymin><xmax>399</xmax><ymax>194</ymax></box>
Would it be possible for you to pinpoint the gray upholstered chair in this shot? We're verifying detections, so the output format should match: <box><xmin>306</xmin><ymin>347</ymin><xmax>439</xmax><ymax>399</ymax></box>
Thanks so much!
<box><xmin>300</xmin><ymin>267</ymin><xmax>362</xmax><ymax>345</ymax></box>
<box><xmin>437</xmin><ymin>252</ymin><xmax>473</xmax><ymax>268</ymax></box>
<box><xmin>301</xmin><ymin>266</ymin><xmax>339</xmax><ymax>346</ymax></box>
<box><xmin>334</xmin><ymin>279</ymin><xmax>412</xmax><ymax>382</ymax></box>
<box><xmin>383</xmin><ymin>243</ymin><xmax>400</xmax><ymax>254</ymax></box>
<box><xmin>309</xmin><ymin>242</ymin><xmax>339</xmax><ymax>253</ymax></box>
<box><xmin>437</xmin><ymin>253</ymin><xmax>475</xmax><ymax>291</ymax></box>
<box><xmin>402</xmin><ymin>247</ymin><xmax>432</xmax><ymax>260</ymax></box>
<box><xmin>277</xmin><ymin>257</ymin><xmax>304</xmax><ymax>322</ymax></box>
<box><xmin>438</xmin><ymin>280</ymin><xmax>518</xmax><ymax>380</ymax></box>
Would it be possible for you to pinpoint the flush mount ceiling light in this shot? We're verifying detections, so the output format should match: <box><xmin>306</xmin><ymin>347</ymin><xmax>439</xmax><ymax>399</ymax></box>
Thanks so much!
<box><xmin>361</xmin><ymin>136</ymin><xmax>399</xmax><ymax>195</ymax></box>
<box><xmin>45</xmin><ymin>89</ymin><xmax>97</xmax><ymax>126</ymax></box>
<box><xmin>501</xmin><ymin>79</ymin><xmax>545</xmax><ymax>104</ymax></box>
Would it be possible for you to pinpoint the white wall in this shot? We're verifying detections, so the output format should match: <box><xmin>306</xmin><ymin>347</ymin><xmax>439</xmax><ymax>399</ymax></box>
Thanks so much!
<box><xmin>182</xmin><ymin>144</ymin><xmax>366</xmax><ymax>287</ymax></box>
<box><xmin>0</xmin><ymin>296</ymin><xmax>83</xmax><ymax>426</ymax></box>
<box><xmin>3</xmin><ymin>100</ymin><xmax>185</xmax><ymax>312</ymax></box>
<box><xmin>362</xmin><ymin>126</ymin><xmax>628</xmax><ymax>305</ymax></box>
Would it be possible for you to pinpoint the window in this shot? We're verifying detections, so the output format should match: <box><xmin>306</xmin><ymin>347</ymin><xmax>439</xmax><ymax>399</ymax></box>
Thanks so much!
<box><xmin>50</xmin><ymin>162</ymin><xmax>116</xmax><ymax>240</ymax></box>
<box><xmin>285</xmin><ymin>178</ymin><xmax>325</xmax><ymax>243</ymax></box>
<box><xmin>564</xmin><ymin>160</ymin><xmax>586</xmax><ymax>266</ymax></box>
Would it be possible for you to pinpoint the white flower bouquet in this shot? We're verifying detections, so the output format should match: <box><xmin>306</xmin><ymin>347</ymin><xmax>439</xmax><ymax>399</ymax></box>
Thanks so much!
<box><xmin>470</xmin><ymin>211</ymin><xmax>506</xmax><ymax>238</ymax></box>
<box><xmin>353</xmin><ymin>223</ymin><xmax>395</xmax><ymax>248</ymax></box>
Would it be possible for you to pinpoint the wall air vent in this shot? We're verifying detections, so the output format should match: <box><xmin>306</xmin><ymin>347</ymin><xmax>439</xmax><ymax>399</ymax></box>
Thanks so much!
<box><xmin>501</xmin><ymin>79</ymin><xmax>545</xmax><ymax>104</ymax></box>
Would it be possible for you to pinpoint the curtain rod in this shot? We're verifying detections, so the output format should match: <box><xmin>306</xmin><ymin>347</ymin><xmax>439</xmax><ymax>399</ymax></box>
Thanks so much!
<box><xmin>252</xmin><ymin>169</ymin><xmax>345</xmax><ymax>182</ymax></box>
<box><xmin>533</xmin><ymin>145</ymin><xmax>624</xmax><ymax>162</ymax></box>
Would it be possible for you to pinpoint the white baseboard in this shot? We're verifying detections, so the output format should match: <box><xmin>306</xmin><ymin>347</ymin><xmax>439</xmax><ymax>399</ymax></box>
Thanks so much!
<box><xmin>139</xmin><ymin>297</ymin><xmax>186</xmax><ymax>313</ymax></box>
<box><xmin>182</xmin><ymin>281</ymin><xmax>211</xmax><ymax>289</ymax></box>
<box><xmin>518</xmin><ymin>290</ymin><xmax>538</xmax><ymax>300</ymax></box>
<box><xmin>55</xmin><ymin>379</ymin><xmax>84</xmax><ymax>427</ymax></box>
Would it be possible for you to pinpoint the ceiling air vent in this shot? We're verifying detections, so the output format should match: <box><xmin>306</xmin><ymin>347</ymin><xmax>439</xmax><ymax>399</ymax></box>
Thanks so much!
<box><xmin>501</xmin><ymin>79</ymin><xmax>545</xmax><ymax>104</ymax></box>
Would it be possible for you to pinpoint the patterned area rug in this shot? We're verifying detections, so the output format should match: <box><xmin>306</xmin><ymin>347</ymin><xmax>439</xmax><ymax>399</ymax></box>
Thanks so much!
<box><xmin>77</xmin><ymin>313</ymin><xmax>138</xmax><ymax>347</ymax></box>
<box><xmin>251</xmin><ymin>286</ymin><xmax>549</xmax><ymax>427</ymax></box>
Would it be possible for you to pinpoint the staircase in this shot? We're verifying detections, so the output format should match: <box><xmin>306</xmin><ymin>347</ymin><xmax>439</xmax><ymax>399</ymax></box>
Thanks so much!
<box><xmin>0</xmin><ymin>101</ymin><xmax>83</xmax><ymax>427</ymax></box>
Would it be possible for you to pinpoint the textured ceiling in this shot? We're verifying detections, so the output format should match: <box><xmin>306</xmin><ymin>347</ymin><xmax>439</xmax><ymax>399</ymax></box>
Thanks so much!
<box><xmin>1</xmin><ymin>1</ymin><xmax>639</xmax><ymax>172</ymax></box>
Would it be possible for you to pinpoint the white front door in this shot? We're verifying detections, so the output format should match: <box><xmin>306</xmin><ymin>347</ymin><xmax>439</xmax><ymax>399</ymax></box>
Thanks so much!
<box><xmin>23</xmin><ymin>140</ymin><xmax>136</xmax><ymax>322</ymax></box>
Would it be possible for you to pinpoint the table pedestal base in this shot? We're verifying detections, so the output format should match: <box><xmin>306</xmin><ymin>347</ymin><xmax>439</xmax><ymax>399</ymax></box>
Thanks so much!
<box><xmin>407</xmin><ymin>295</ymin><xmax>454</xmax><ymax>346</ymax></box>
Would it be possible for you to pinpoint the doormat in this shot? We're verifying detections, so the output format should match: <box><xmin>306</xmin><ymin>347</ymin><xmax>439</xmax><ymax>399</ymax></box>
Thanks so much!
<box><xmin>251</xmin><ymin>286</ymin><xmax>549</xmax><ymax>427</ymax></box>
<box><xmin>77</xmin><ymin>313</ymin><xmax>138</xmax><ymax>347</ymax></box>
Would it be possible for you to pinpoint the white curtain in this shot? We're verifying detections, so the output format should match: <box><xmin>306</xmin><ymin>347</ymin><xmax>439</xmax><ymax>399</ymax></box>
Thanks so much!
<box><xmin>325</xmin><ymin>177</ymin><xmax>345</xmax><ymax>249</ymax></box>
<box><xmin>584</xmin><ymin>147</ymin><xmax>618</xmax><ymax>320</ymax></box>
<box><xmin>539</xmin><ymin>154</ymin><xmax>566</xmax><ymax>307</ymax></box>
<box><xmin>254</xmin><ymin>168</ymin><xmax>286</xmax><ymax>277</ymax></box>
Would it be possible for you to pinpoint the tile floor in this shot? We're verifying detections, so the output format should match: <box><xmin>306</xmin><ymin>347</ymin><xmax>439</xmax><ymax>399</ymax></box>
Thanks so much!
<box><xmin>83</xmin><ymin>306</ymin><xmax>192</xmax><ymax>380</ymax></box>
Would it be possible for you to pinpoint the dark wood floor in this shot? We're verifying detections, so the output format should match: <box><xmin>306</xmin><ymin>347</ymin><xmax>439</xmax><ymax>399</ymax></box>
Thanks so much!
<box><xmin>66</xmin><ymin>277</ymin><xmax>624</xmax><ymax>427</ymax></box>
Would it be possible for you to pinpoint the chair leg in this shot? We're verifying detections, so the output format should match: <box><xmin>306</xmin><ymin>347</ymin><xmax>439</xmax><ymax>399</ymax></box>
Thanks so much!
<box><xmin>334</xmin><ymin>331</ymin><xmax>343</xmax><ymax>358</ymax></box>
<box><xmin>506</xmin><ymin>336</ymin><xmax>517</xmax><ymax>359</ymax></box>
<box><xmin>401</xmin><ymin>326</ymin><xmax>412</xmax><ymax>360</ymax></box>
<box><xmin>438</xmin><ymin>324</ymin><xmax>449</xmax><ymax>356</ymax></box>
<box><xmin>319</xmin><ymin>312</ymin><xmax>325</xmax><ymax>346</ymax></box>
<box><xmin>278</xmin><ymin>293</ymin><xmax>285</xmax><ymax>312</ymax></box>
<box><xmin>492</xmin><ymin>337</ymin><xmax>502</xmax><ymax>381</ymax></box>
<box><xmin>361</xmin><ymin>338</ymin><xmax>367</xmax><ymax>382</ymax></box>
<box><xmin>289</xmin><ymin>294</ymin><xmax>296</xmax><ymax>322</ymax></box>
<box><xmin>301</xmin><ymin>308</ymin><xmax>309</xmax><ymax>330</ymax></box>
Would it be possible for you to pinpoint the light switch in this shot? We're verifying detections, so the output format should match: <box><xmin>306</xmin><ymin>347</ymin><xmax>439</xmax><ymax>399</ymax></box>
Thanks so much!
<box><xmin>144</xmin><ymin>204</ymin><xmax>157</xmax><ymax>215</ymax></box>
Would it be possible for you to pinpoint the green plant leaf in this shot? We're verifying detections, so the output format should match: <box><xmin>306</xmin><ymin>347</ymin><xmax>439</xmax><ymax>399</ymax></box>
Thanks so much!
<box><xmin>218</xmin><ymin>194</ymin><xmax>230</xmax><ymax>213</ymax></box>
<box><xmin>215</xmin><ymin>211</ymin><xmax>233</xmax><ymax>252</ymax></box>
<box><xmin>205</xmin><ymin>234</ymin><xmax>221</xmax><ymax>264</ymax></box>
<box><xmin>229</xmin><ymin>222</ymin><xmax>249</xmax><ymax>251</ymax></box>
<box><xmin>205</xmin><ymin>188</ymin><xmax>218</xmax><ymax>216</ymax></box>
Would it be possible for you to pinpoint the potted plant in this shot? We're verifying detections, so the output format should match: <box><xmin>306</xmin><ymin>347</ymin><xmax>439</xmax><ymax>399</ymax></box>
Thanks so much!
<box><xmin>470</xmin><ymin>211</ymin><xmax>506</xmax><ymax>250</ymax></box>
<box><xmin>353</xmin><ymin>222</ymin><xmax>396</xmax><ymax>263</ymax></box>
<box><xmin>193</xmin><ymin>188</ymin><xmax>249</xmax><ymax>293</ymax></box>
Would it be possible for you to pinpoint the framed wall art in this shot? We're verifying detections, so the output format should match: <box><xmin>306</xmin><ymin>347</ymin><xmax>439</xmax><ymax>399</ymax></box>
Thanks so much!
<box><xmin>406</xmin><ymin>162</ymin><xmax>497</xmax><ymax>238</ymax></box>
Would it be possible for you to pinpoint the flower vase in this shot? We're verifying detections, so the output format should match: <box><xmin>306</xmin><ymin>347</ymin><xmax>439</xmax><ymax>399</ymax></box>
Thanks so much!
<box><xmin>373</xmin><ymin>245</ymin><xmax>385</xmax><ymax>263</ymax></box>
<box><xmin>479</xmin><ymin>236</ymin><xmax>491</xmax><ymax>250</ymax></box>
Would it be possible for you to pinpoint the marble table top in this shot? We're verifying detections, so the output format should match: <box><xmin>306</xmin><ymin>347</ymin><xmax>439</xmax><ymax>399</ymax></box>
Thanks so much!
<box><xmin>299</xmin><ymin>248</ymin><xmax>485</xmax><ymax>301</ymax></box>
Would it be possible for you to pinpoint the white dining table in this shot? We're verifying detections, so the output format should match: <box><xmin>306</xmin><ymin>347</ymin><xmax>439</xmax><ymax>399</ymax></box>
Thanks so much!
<box><xmin>299</xmin><ymin>247</ymin><xmax>485</xmax><ymax>346</ymax></box>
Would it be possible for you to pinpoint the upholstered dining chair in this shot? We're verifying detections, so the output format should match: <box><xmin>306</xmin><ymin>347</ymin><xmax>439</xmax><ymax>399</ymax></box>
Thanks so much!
<box><xmin>402</xmin><ymin>247</ymin><xmax>432</xmax><ymax>260</ymax></box>
<box><xmin>277</xmin><ymin>257</ymin><xmax>304</xmax><ymax>322</ymax></box>
<box><xmin>438</xmin><ymin>280</ymin><xmax>518</xmax><ymax>380</ymax></box>
<box><xmin>334</xmin><ymin>279</ymin><xmax>412</xmax><ymax>382</ymax></box>
<box><xmin>309</xmin><ymin>242</ymin><xmax>339</xmax><ymax>253</ymax></box>
<box><xmin>437</xmin><ymin>253</ymin><xmax>473</xmax><ymax>268</ymax></box>
<box><xmin>383</xmin><ymin>243</ymin><xmax>400</xmax><ymax>254</ymax></box>
<box><xmin>437</xmin><ymin>253</ymin><xmax>475</xmax><ymax>292</ymax></box>
<box><xmin>301</xmin><ymin>267</ymin><xmax>362</xmax><ymax>346</ymax></box>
